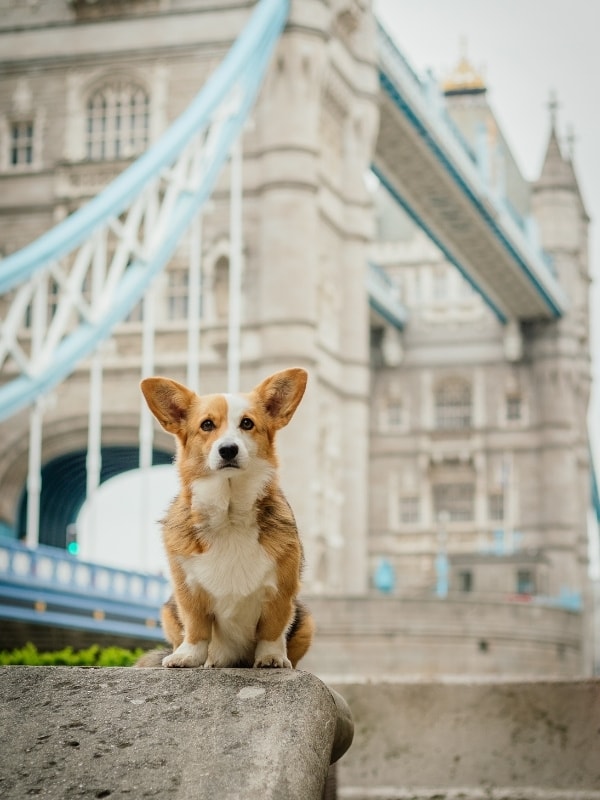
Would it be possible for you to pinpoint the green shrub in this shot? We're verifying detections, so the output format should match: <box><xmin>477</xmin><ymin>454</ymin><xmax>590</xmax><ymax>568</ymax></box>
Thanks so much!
<box><xmin>0</xmin><ymin>642</ymin><xmax>144</xmax><ymax>666</ymax></box>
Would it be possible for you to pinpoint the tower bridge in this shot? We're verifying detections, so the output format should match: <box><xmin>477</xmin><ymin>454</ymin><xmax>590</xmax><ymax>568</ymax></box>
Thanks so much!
<box><xmin>0</xmin><ymin>0</ymin><xmax>596</xmax><ymax>674</ymax></box>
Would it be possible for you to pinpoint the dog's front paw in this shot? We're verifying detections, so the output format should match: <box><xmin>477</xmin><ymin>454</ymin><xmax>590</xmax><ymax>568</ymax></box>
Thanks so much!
<box><xmin>162</xmin><ymin>641</ymin><xmax>207</xmax><ymax>668</ymax></box>
<box><xmin>254</xmin><ymin>638</ymin><xmax>291</xmax><ymax>668</ymax></box>
<box><xmin>254</xmin><ymin>654</ymin><xmax>292</xmax><ymax>669</ymax></box>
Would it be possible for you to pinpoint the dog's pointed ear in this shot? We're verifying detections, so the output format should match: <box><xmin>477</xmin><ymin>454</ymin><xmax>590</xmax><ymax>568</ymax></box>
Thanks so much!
<box><xmin>140</xmin><ymin>377</ymin><xmax>196</xmax><ymax>434</ymax></box>
<box><xmin>254</xmin><ymin>368</ymin><xmax>307</xmax><ymax>430</ymax></box>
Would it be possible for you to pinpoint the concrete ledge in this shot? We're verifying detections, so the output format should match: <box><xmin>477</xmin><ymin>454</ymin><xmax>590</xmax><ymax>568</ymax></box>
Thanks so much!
<box><xmin>0</xmin><ymin>666</ymin><xmax>353</xmax><ymax>800</ymax></box>
<box><xmin>332</xmin><ymin>678</ymin><xmax>600</xmax><ymax>800</ymax></box>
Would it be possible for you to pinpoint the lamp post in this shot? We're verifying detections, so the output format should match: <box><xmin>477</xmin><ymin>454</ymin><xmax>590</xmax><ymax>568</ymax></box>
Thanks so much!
<box><xmin>436</xmin><ymin>510</ymin><xmax>449</xmax><ymax>598</ymax></box>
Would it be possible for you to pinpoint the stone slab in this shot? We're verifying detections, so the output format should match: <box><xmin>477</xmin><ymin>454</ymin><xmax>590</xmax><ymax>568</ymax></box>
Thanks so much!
<box><xmin>332</xmin><ymin>678</ymin><xmax>600</xmax><ymax>800</ymax></box>
<box><xmin>0</xmin><ymin>666</ymin><xmax>351</xmax><ymax>800</ymax></box>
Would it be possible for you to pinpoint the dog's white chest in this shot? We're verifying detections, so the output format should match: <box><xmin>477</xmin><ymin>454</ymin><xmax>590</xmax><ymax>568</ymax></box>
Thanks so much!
<box><xmin>181</xmin><ymin>527</ymin><xmax>275</xmax><ymax>601</ymax></box>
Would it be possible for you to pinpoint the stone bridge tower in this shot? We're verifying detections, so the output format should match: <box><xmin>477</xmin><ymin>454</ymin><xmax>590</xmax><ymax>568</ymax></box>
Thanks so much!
<box><xmin>0</xmin><ymin>1</ymin><xmax>380</xmax><ymax>595</ymax></box>
<box><xmin>529</xmin><ymin>118</ymin><xmax>592</xmax><ymax>602</ymax></box>
<box><xmin>250</xmin><ymin>0</ymin><xmax>380</xmax><ymax>593</ymax></box>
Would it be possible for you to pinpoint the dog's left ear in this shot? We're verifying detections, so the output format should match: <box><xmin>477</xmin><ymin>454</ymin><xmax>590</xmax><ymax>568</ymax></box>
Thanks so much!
<box><xmin>254</xmin><ymin>368</ymin><xmax>307</xmax><ymax>429</ymax></box>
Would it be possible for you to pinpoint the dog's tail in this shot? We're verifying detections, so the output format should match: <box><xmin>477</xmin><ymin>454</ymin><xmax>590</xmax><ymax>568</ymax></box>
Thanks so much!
<box><xmin>134</xmin><ymin>648</ymin><xmax>172</xmax><ymax>668</ymax></box>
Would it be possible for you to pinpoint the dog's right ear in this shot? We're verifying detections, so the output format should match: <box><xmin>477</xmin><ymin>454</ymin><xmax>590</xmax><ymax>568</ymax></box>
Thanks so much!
<box><xmin>140</xmin><ymin>377</ymin><xmax>195</xmax><ymax>435</ymax></box>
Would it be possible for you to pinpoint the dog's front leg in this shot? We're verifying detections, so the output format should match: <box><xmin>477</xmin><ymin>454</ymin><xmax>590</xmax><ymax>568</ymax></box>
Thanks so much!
<box><xmin>254</xmin><ymin>595</ymin><xmax>295</xmax><ymax>668</ymax></box>
<box><xmin>162</xmin><ymin>587</ymin><xmax>212</xmax><ymax>668</ymax></box>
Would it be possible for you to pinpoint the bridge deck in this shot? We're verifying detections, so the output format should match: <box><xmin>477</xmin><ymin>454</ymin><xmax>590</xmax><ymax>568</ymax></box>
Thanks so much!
<box><xmin>0</xmin><ymin>539</ymin><xmax>168</xmax><ymax>646</ymax></box>
<box><xmin>375</xmin><ymin>23</ymin><xmax>568</xmax><ymax>322</ymax></box>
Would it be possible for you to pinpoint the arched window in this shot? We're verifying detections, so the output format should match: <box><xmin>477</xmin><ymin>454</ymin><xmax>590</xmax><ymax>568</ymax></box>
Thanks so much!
<box><xmin>435</xmin><ymin>378</ymin><xmax>471</xmax><ymax>430</ymax></box>
<box><xmin>86</xmin><ymin>81</ymin><xmax>149</xmax><ymax>161</ymax></box>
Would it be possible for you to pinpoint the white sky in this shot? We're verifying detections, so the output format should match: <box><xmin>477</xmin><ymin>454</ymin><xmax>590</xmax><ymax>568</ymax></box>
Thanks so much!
<box><xmin>78</xmin><ymin>2</ymin><xmax>600</xmax><ymax>571</ymax></box>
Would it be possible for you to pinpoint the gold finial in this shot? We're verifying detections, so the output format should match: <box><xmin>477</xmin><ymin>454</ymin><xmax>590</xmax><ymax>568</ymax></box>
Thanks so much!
<box><xmin>443</xmin><ymin>38</ymin><xmax>486</xmax><ymax>95</ymax></box>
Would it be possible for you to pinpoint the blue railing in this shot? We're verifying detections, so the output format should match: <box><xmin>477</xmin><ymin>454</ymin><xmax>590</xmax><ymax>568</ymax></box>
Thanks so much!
<box><xmin>0</xmin><ymin>537</ymin><xmax>170</xmax><ymax>640</ymax></box>
<box><xmin>376</xmin><ymin>20</ymin><xmax>478</xmax><ymax>168</ymax></box>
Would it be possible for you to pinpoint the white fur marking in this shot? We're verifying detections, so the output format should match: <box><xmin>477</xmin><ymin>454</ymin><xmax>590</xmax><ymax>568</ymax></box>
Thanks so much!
<box><xmin>180</xmin><ymin>521</ymin><xmax>277</xmax><ymax>667</ymax></box>
<box><xmin>181</xmin><ymin>530</ymin><xmax>275</xmax><ymax>599</ymax></box>
<box><xmin>163</xmin><ymin>640</ymin><xmax>208</xmax><ymax>668</ymax></box>
<box><xmin>207</xmin><ymin>394</ymin><xmax>252</xmax><ymax>472</ymax></box>
<box><xmin>254</xmin><ymin>636</ymin><xmax>291</xmax><ymax>669</ymax></box>
<box><xmin>225</xmin><ymin>393</ymin><xmax>250</xmax><ymax>429</ymax></box>
<box><xmin>191</xmin><ymin>464</ymin><xmax>275</xmax><ymax>518</ymax></box>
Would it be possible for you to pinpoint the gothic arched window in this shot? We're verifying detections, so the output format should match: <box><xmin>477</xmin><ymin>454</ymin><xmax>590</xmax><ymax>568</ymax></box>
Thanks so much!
<box><xmin>86</xmin><ymin>81</ymin><xmax>149</xmax><ymax>161</ymax></box>
<box><xmin>435</xmin><ymin>377</ymin><xmax>472</xmax><ymax>430</ymax></box>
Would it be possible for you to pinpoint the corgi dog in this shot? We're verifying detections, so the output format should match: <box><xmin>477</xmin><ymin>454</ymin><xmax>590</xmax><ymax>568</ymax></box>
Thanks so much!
<box><xmin>137</xmin><ymin>367</ymin><xmax>314</xmax><ymax>669</ymax></box>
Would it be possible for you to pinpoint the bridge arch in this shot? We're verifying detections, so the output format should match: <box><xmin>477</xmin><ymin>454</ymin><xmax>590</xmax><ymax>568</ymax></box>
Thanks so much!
<box><xmin>0</xmin><ymin>414</ymin><xmax>174</xmax><ymax>548</ymax></box>
<box><xmin>17</xmin><ymin>445</ymin><xmax>173</xmax><ymax>549</ymax></box>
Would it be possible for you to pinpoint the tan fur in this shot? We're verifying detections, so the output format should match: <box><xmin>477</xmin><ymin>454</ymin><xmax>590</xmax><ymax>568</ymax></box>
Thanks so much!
<box><xmin>135</xmin><ymin>368</ymin><xmax>314</xmax><ymax>669</ymax></box>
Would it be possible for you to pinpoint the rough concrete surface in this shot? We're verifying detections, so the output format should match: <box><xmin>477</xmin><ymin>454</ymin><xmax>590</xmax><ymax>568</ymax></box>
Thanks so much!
<box><xmin>332</xmin><ymin>678</ymin><xmax>600</xmax><ymax>800</ymax></box>
<box><xmin>0</xmin><ymin>666</ymin><xmax>351</xmax><ymax>800</ymax></box>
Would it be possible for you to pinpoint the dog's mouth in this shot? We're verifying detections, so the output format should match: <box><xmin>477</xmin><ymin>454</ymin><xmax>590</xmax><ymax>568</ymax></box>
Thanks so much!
<box><xmin>218</xmin><ymin>462</ymin><xmax>240</xmax><ymax>470</ymax></box>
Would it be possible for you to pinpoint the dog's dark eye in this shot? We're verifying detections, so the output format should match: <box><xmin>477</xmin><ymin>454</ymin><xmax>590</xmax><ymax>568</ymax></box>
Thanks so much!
<box><xmin>240</xmin><ymin>417</ymin><xmax>254</xmax><ymax>431</ymax></box>
<box><xmin>200</xmin><ymin>419</ymin><xmax>215</xmax><ymax>432</ymax></box>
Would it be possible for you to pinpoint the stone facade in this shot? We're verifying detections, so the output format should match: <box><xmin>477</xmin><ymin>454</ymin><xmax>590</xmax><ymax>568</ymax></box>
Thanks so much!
<box><xmin>367</xmin><ymin>73</ymin><xmax>594</xmax><ymax>672</ymax></box>
<box><xmin>0</xmin><ymin>0</ymin><xmax>380</xmax><ymax>595</ymax></box>
<box><xmin>303</xmin><ymin>595</ymin><xmax>583</xmax><ymax>678</ymax></box>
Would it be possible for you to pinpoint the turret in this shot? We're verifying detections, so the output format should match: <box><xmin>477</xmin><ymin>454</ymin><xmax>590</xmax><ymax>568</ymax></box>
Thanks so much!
<box><xmin>532</xmin><ymin>96</ymin><xmax>590</xmax><ymax>272</ymax></box>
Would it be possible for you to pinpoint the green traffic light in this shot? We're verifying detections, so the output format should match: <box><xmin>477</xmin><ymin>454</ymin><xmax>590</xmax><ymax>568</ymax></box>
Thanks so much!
<box><xmin>67</xmin><ymin>541</ymin><xmax>79</xmax><ymax>556</ymax></box>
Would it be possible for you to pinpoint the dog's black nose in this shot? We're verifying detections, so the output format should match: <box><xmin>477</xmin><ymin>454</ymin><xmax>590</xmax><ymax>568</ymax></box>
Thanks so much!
<box><xmin>219</xmin><ymin>443</ymin><xmax>239</xmax><ymax>462</ymax></box>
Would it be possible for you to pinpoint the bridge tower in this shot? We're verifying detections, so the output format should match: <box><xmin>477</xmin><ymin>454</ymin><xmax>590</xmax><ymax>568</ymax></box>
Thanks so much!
<box><xmin>249</xmin><ymin>2</ymin><xmax>380</xmax><ymax>593</ymax></box>
<box><xmin>368</xmin><ymin>53</ymin><xmax>594</xmax><ymax>643</ymax></box>
<box><xmin>529</xmin><ymin>112</ymin><xmax>592</xmax><ymax>601</ymax></box>
<box><xmin>0</xmin><ymin>0</ymin><xmax>380</xmax><ymax>594</ymax></box>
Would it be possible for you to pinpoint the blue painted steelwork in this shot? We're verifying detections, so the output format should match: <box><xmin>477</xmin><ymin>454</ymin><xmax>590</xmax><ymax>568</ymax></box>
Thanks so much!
<box><xmin>0</xmin><ymin>537</ymin><xmax>169</xmax><ymax>641</ymax></box>
<box><xmin>375</xmin><ymin>22</ymin><xmax>566</xmax><ymax>320</ymax></box>
<box><xmin>367</xmin><ymin>261</ymin><xmax>407</xmax><ymax>330</ymax></box>
<box><xmin>372</xmin><ymin>163</ymin><xmax>508</xmax><ymax>323</ymax></box>
<box><xmin>0</xmin><ymin>0</ymin><xmax>289</xmax><ymax>296</ymax></box>
<box><xmin>0</xmin><ymin>0</ymin><xmax>289</xmax><ymax>422</ymax></box>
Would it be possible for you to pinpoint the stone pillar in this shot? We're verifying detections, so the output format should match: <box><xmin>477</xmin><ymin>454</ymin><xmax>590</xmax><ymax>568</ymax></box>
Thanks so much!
<box><xmin>248</xmin><ymin>0</ymin><xmax>380</xmax><ymax>594</ymax></box>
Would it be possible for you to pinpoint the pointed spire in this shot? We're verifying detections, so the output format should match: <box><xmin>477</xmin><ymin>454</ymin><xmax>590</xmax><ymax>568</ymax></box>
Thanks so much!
<box><xmin>547</xmin><ymin>90</ymin><xmax>559</xmax><ymax>131</ymax></box>
<box><xmin>566</xmin><ymin>125</ymin><xmax>576</xmax><ymax>161</ymax></box>
<box><xmin>537</xmin><ymin>91</ymin><xmax>575</xmax><ymax>191</ymax></box>
<box><xmin>535</xmin><ymin>92</ymin><xmax>589</xmax><ymax>219</ymax></box>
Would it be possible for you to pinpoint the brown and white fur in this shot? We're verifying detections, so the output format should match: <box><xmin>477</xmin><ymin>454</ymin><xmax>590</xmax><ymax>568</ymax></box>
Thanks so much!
<box><xmin>136</xmin><ymin>368</ymin><xmax>314</xmax><ymax>669</ymax></box>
